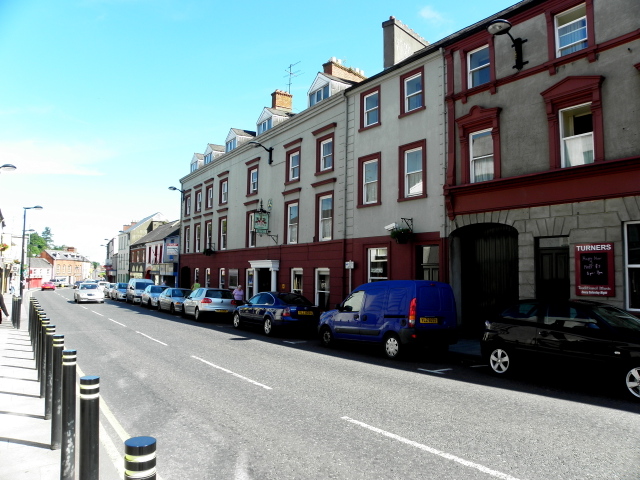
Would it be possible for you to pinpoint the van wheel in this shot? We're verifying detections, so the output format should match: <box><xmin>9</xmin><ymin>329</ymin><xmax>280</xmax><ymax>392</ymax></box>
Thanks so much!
<box><xmin>383</xmin><ymin>334</ymin><xmax>401</xmax><ymax>359</ymax></box>
<box><xmin>320</xmin><ymin>326</ymin><xmax>333</xmax><ymax>348</ymax></box>
<box><xmin>624</xmin><ymin>365</ymin><xmax>640</xmax><ymax>400</ymax></box>
<box><xmin>487</xmin><ymin>347</ymin><xmax>512</xmax><ymax>375</ymax></box>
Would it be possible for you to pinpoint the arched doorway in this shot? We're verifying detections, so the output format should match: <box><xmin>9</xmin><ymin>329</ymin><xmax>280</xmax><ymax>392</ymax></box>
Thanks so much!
<box><xmin>451</xmin><ymin>223</ymin><xmax>519</xmax><ymax>335</ymax></box>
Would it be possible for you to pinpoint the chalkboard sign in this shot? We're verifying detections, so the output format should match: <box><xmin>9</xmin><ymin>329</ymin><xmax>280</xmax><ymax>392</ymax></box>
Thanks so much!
<box><xmin>574</xmin><ymin>243</ymin><xmax>614</xmax><ymax>297</ymax></box>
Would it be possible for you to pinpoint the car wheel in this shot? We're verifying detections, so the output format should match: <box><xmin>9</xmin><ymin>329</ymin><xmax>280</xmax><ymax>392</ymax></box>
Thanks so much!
<box><xmin>320</xmin><ymin>326</ymin><xmax>333</xmax><ymax>348</ymax></box>
<box><xmin>74</xmin><ymin>297</ymin><xmax>78</xmax><ymax>304</ymax></box>
<box><xmin>383</xmin><ymin>334</ymin><xmax>401</xmax><ymax>359</ymax></box>
<box><xmin>263</xmin><ymin>317</ymin><xmax>273</xmax><ymax>336</ymax></box>
<box><xmin>194</xmin><ymin>308</ymin><xmax>204</xmax><ymax>322</ymax></box>
<box><xmin>487</xmin><ymin>347</ymin><xmax>512</xmax><ymax>375</ymax></box>
<box><xmin>233</xmin><ymin>312</ymin><xmax>242</xmax><ymax>329</ymax></box>
<box><xmin>624</xmin><ymin>365</ymin><xmax>640</xmax><ymax>400</ymax></box>
<box><xmin>170</xmin><ymin>304</ymin><xmax>176</xmax><ymax>315</ymax></box>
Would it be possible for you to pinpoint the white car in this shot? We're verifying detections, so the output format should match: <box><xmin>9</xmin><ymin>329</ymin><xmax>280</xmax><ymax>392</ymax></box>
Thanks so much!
<box><xmin>74</xmin><ymin>283</ymin><xmax>105</xmax><ymax>304</ymax></box>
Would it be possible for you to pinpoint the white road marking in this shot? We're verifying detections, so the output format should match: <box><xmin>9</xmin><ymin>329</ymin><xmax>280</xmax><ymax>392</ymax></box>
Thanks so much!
<box><xmin>418</xmin><ymin>368</ymin><xmax>452</xmax><ymax>375</ymax></box>
<box><xmin>342</xmin><ymin>416</ymin><xmax>524</xmax><ymax>480</ymax></box>
<box><xmin>108</xmin><ymin>318</ymin><xmax>127</xmax><ymax>327</ymax></box>
<box><xmin>92</xmin><ymin>311</ymin><xmax>104</xmax><ymax>317</ymax></box>
<box><xmin>192</xmin><ymin>355</ymin><xmax>272</xmax><ymax>390</ymax></box>
<box><xmin>135</xmin><ymin>331</ymin><xmax>168</xmax><ymax>346</ymax></box>
<box><xmin>283</xmin><ymin>340</ymin><xmax>306</xmax><ymax>344</ymax></box>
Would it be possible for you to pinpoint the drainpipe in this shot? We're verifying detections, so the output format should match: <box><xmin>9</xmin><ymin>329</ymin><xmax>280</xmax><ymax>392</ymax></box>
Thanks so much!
<box><xmin>342</xmin><ymin>90</ymin><xmax>350</xmax><ymax>296</ymax></box>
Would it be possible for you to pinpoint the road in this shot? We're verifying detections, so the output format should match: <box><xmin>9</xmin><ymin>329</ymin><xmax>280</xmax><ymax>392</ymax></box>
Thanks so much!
<box><xmin>33</xmin><ymin>289</ymin><xmax>639</xmax><ymax>480</ymax></box>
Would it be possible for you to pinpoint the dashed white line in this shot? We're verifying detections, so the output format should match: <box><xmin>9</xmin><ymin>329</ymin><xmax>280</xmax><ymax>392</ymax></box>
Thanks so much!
<box><xmin>135</xmin><ymin>331</ymin><xmax>168</xmax><ymax>346</ymax></box>
<box><xmin>341</xmin><ymin>416</ymin><xmax>523</xmax><ymax>480</ymax></box>
<box><xmin>192</xmin><ymin>356</ymin><xmax>272</xmax><ymax>390</ymax></box>
<box><xmin>91</xmin><ymin>311</ymin><xmax>104</xmax><ymax>317</ymax></box>
<box><xmin>108</xmin><ymin>318</ymin><xmax>126</xmax><ymax>327</ymax></box>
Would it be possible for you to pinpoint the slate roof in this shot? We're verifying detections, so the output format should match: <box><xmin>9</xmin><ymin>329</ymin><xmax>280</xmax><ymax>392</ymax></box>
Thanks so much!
<box><xmin>131</xmin><ymin>220</ymin><xmax>180</xmax><ymax>248</ymax></box>
<box><xmin>29</xmin><ymin>257</ymin><xmax>53</xmax><ymax>269</ymax></box>
<box><xmin>44</xmin><ymin>250</ymin><xmax>90</xmax><ymax>262</ymax></box>
<box><xmin>230</xmin><ymin>128</ymin><xmax>256</xmax><ymax>137</ymax></box>
<box><xmin>122</xmin><ymin>212</ymin><xmax>166</xmax><ymax>234</ymax></box>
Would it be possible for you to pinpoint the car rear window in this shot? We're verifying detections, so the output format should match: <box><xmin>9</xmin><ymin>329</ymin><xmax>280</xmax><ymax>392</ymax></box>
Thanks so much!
<box><xmin>118</xmin><ymin>283</ymin><xmax>128</xmax><ymax>289</ymax></box>
<box><xmin>277</xmin><ymin>293</ymin><xmax>313</xmax><ymax>306</ymax></box>
<box><xmin>82</xmin><ymin>284</ymin><xmax>98</xmax><ymax>290</ymax></box>
<box><xmin>206</xmin><ymin>290</ymin><xmax>233</xmax><ymax>299</ymax></box>
<box><xmin>135</xmin><ymin>282</ymin><xmax>150</xmax><ymax>290</ymax></box>
<box><xmin>172</xmin><ymin>289</ymin><xmax>190</xmax><ymax>296</ymax></box>
<box><xmin>149</xmin><ymin>286</ymin><xmax>164</xmax><ymax>293</ymax></box>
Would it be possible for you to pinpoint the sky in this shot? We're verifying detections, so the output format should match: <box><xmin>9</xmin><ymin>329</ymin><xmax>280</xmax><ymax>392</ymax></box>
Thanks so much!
<box><xmin>0</xmin><ymin>0</ymin><xmax>517</xmax><ymax>265</ymax></box>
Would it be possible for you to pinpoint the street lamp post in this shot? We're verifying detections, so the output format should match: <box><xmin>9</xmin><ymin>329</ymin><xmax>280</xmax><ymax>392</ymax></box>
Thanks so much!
<box><xmin>19</xmin><ymin>206</ymin><xmax>43</xmax><ymax>299</ymax></box>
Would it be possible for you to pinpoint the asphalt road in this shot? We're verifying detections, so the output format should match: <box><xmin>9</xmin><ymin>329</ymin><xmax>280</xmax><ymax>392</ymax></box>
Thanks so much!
<box><xmin>33</xmin><ymin>289</ymin><xmax>639</xmax><ymax>480</ymax></box>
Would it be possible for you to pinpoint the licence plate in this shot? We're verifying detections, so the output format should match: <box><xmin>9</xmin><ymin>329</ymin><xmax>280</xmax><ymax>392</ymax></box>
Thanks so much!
<box><xmin>216</xmin><ymin>310</ymin><xmax>228</xmax><ymax>313</ymax></box>
<box><xmin>298</xmin><ymin>311</ymin><xmax>314</xmax><ymax>315</ymax></box>
<box><xmin>419</xmin><ymin>317</ymin><xmax>438</xmax><ymax>324</ymax></box>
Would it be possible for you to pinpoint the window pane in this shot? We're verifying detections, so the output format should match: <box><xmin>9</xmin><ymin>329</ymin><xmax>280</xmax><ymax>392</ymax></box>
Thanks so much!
<box><xmin>628</xmin><ymin>224</ymin><xmax>640</xmax><ymax>265</ymax></box>
<box><xmin>365</xmin><ymin>93</ymin><xmax>378</xmax><ymax>111</ymax></box>
<box><xmin>469</xmin><ymin>47</ymin><xmax>489</xmax><ymax>70</ymax></box>
<box><xmin>471</xmin><ymin>130</ymin><xmax>492</xmax><ymax>157</ymax></box>
<box><xmin>406</xmin><ymin>75</ymin><xmax>421</xmax><ymax>95</ymax></box>
<box><xmin>406</xmin><ymin>149</ymin><xmax>421</xmax><ymax>173</ymax></box>
<box><xmin>369</xmin><ymin>248</ymin><xmax>388</xmax><ymax>281</ymax></box>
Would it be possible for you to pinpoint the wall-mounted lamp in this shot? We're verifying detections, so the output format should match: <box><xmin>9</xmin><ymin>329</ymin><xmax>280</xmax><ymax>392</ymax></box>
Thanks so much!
<box><xmin>487</xmin><ymin>19</ymin><xmax>528</xmax><ymax>71</ymax></box>
<box><xmin>168</xmin><ymin>186</ymin><xmax>185</xmax><ymax>200</ymax></box>
<box><xmin>248</xmin><ymin>141</ymin><xmax>274</xmax><ymax>165</ymax></box>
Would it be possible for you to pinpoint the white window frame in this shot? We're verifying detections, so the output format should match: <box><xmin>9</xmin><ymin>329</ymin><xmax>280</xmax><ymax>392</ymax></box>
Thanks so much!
<box><xmin>219</xmin><ymin>268</ymin><xmax>226</xmax><ymax>289</ymax></box>
<box><xmin>194</xmin><ymin>268</ymin><xmax>200</xmax><ymax>285</ymax></box>
<box><xmin>315</xmin><ymin>268</ymin><xmax>330</xmax><ymax>310</ymax></box>
<box><xmin>204</xmin><ymin>153</ymin><xmax>212</xmax><ymax>164</ymax></box>
<box><xmin>320</xmin><ymin>139</ymin><xmax>333</xmax><ymax>171</ymax></box>
<box><xmin>404</xmin><ymin>73</ymin><xmax>423</xmax><ymax>112</ymax></box>
<box><xmin>404</xmin><ymin>148</ymin><xmax>423</xmax><ymax>197</ymax></box>
<box><xmin>363</xmin><ymin>91</ymin><xmax>379</xmax><ymax>127</ymax></box>
<box><xmin>207</xmin><ymin>186</ymin><xmax>213</xmax><ymax>208</ymax></box>
<box><xmin>221</xmin><ymin>180</ymin><xmax>228</xmax><ymax>204</ymax></box>
<box><xmin>258</xmin><ymin>118</ymin><xmax>272</xmax><ymax>134</ymax></box>
<box><xmin>196</xmin><ymin>191</ymin><xmax>202</xmax><ymax>212</ymax></box>
<box><xmin>205</xmin><ymin>268</ymin><xmax>210</xmax><ymax>287</ymax></box>
<box><xmin>186</xmin><ymin>196</ymin><xmax>191</xmax><ymax>215</ymax></box>
<box><xmin>288</xmin><ymin>203</ymin><xmax>299</xmax><ymax>244</ymax></box>
<box><xmin>194</xmin><ymin>224</ymin><xmax>201</xmax><ymax>253</ymax></box>
<box><xmin>368</xmin><ymin>248</ymin><xmax>388</xmax><ymax>282</ymax></box>
<box><xmin>184</xmin><ymin>227</ymin><xmax>191</xmax><ymax>253</ymax></box>
<box><xmin>310</xmin><ymin>84</ymin><xmax>330</xmax><ymax>106</ymax></box>
<box><xmin>468</xmin><ymin>45</ymin><xmax>490</xmax><ymax>88</ymax></box>
<box><xmin>249</xmin><ymin>167</ymin><xmax>258</xmax><ymax>194</ymax></box>
<box><xmin>291</xmin><ymin>268</ymin><xmax>303</xmax><ymax>295</ymax></box>
<box><xmin>226</xmin><ymin>138</ymin><xmax>237</xmax><ymax>152</ymax></box>
<box><xmin>220</xmin><ymin>218</ymin><xmax>227</xmax><ymax>250</ymax></box>
<box><xmin>248</xmin><ymin>212</ymin><xmax>256</xmax><ymax>248</ymax></box>
<box><xmin>624</xmin><ymin>221</ymin><xmax>640</xmax><ymax>312</ymax></box>
<box><xmin>319</xmin><ymin>195</ymin><xmax>332</xmax><ymax>241</ymax></box>
<box><xmin>363</xmin><ymin>159</ymin><xmax>378</xmax><ymax>204</ymax></box>
<box><xmin>289</xmin><ymin>151</ymin><xmax>300</xmax><ymax>181</ymax></box>
<box><xmin>555</xmin><ymin>4</ymin><xmax>588</xmax><ymax>57</ymax></box>
<box><xmin>470</xmin><ymin>129</ymin><xmax>494</xmax><ymax>183</ymax></box>
<box><xmin>206</xmin><ymin>222</ymin><xmax>213</xmax><ymax>250</ymax></box>
<box><xmin>246</xmin><ymin>268</ymin><xmax>255</xmax><ymax>298</ymax></box>
<box><xmin>559</xmin><ymin>102</ymin><xmax>593</xmax><ymax>168</ymax></box>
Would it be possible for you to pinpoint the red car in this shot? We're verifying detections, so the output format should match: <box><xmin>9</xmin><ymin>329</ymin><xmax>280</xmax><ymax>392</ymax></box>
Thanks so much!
<box><xmin>41</xmin><ymin>282</ymin><xmax>56</xmax><ymax>291</ymax></box>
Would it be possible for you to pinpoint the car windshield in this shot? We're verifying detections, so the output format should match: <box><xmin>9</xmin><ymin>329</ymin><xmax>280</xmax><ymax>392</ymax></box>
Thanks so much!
<box><xmin>117</xmin><ymin>283</ymin><xmax>127</xmax><ymax>289</ymax></box>
<box><xmin>277</xmin><ymin>293</ymin><xmax>313</xmax><ymax>306</ymax></box>
<box><xmin>135</xmin><ymin>283</ymin><xmax>149</xmax><ymax>290</ymax></box>
<box><xmin>594</xmin><ymin>305</ymin><xmax>640</xmax><ymax>333</ymax></box>
<box><xmin>149</xmin><ymin>286</ymin><xmax>164</xmax><ymax>293</ymax></box>
<box><xmin>206</xmin><ymin>290</ymin><xmax>233</xmax><ymax>299</ymax></box>
<box><xmin>81</xmin><ymin>284</ymin><xmax>98</xmax><ymax>290</ymax></box>
<box><xmin>174</xmin><ymin>289</ymin><xmax>190</xmax><ymax>296</ymax></box>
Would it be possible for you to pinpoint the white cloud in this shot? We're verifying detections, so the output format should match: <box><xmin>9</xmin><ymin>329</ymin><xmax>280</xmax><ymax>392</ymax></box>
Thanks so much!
<box><xmin>419</xmin><ymin>5</ymin><xmax>446</xmax><ymax>23</ymax></box>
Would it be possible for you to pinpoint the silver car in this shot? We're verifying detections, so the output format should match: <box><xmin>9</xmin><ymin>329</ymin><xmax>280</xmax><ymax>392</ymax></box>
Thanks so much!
<box><xmin>74</xmin><ymin>283</ymin><xmax>105</xmax><ymax>304</ymax></box>
<box><xmin>140</xmin><ymin>285</ymin><xmax>169</xmax><ymax>308</ymax></box>
<box><xmin>183</xmin><ymin>288</ymin><xmax>235</xmax><ymax>321</ymax></box>
<box><xmin>157</xmin><ymin>288</ymin><xmax>192</xmax><ymax>314</ymax></box>
<box><xmin>111</xmin><ymin>282</ymin><xmax>128</xmax><ymax>300</ymax></box>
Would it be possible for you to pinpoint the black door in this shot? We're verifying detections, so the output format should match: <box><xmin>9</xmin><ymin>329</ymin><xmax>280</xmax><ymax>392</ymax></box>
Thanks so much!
<box><xmin>257</xmin><ymin>269</ymin><xmax>271</xmax><ymax>293</ymax></box>
<box><xmin>536</xmin><ymin>246</ymin><xmax>570</xmax><ymax>301</ymax></box>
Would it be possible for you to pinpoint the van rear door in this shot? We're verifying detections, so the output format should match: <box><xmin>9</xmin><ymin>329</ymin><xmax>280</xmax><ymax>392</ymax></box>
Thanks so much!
<box><xmin>415</xmin><ymin>284</ymin><xmax>456</xmax><ymax>331</ymax></box>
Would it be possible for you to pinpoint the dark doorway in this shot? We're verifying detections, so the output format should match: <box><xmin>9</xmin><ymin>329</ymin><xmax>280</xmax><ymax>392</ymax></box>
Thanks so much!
<box><xmin>257</xmin><ymin>269</ymin><xmax>271</xmax><ymax>293</ymax></box>
<box><xmin>180</xmin><ymin>266</ymin><xmax>191</xmax><ymax>289</ymax></box>
<box><xmin>536</xmin><ymin>237</ymin><xmax>570</xmax><ymax>301</ymax></box>
<box><xmin>455</xmin><ymin>223</ymin><xmax>519</xmax><ymax>335</ymax></box>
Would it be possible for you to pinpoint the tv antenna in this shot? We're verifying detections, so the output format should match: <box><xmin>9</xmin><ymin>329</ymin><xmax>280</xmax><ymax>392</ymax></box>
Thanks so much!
<box><xmin>284</xmin><ymin>61</ymin><xmax>303</xmax><ymax>93</ymax></box>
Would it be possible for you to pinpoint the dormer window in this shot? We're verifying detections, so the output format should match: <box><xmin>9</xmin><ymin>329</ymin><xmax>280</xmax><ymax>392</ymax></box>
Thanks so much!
<box><xmin>258</xmin><ymin>118</ymin><xmax>272</xmax><ymax>135</ymax></box>
<box><xmin>190</xmin><ymin>162</ymin><xmax>198</xmax><ymax>172</ymax></box>
<box><xmin>226</xmin><ymin>138</ymin><xmax>237</xmax><ymax>152</ymax></box>
<box><xmin>310</xmin><ymin>84</ymin><xmax>330</xmax><ymax>106</ymax></box>
<box><xmin>204</xmin><ymin>153</ymin><xmax>212</xmax><ymax>164</ymax></box>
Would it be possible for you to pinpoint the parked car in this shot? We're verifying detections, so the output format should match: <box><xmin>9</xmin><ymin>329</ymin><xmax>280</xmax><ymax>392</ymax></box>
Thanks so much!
<box><xmin>183</xmin><ymin>288</ymin><xmax>236</xmax><ymax>321</ymax></box>
<box><xmin>110</xmin><ymin>282</ymin><xmax>128</xmax><ymax>300</ymax></box>
<box><xmin>318</xmin><ymin>280</ymin><xmax>458</xmax><ymax>359</ymax></box>
<box><xmin>41</xmin><ymin>281</ymin><xmax>56</xmax><ymax>291</ymax></box>
<box><xmin>233</xmin><ymin>292</ymin><xmax>319</xmax><ymax>336</ymax></box>
<box><xmin>126</xmin><ymin>278</ymin><xmax>154</xmax><ymax>304</ymax></box>
<box><xmin>73</xmin><ymin>281</ymin><xmax>82</xmax><ymax>289</ymax></box>
<box><xmin>481</xmin><ymin>299</ymin><xmax>640</xmax><ymax>400</ymax></box>
<box><xmin>97</xmin><ymin>281</ymin><xmax>110</xmax><ymax>292</ymax></box>
<box><xmin>104</xmin><ymin>283</ymin><xmax>116</xmax><ymax>298</ymax></box>
<box><xmin>53</xmin><ymin>279</ymin><xmax>67</xmax><ymax>288</ymax></box>
<box><xmin>157</xmin><ymin>288</ymin><xmax>192</xmax><ymax>314</ymax></box>
<box><xmin>73</xmin><ymin>282</ymin><xmax>105</xmax><ymax>304</ymax></box>
<box><xmin>141</xmin><ymin>285</ymin><xmax>169</xmax><ymax>308</ymax></box>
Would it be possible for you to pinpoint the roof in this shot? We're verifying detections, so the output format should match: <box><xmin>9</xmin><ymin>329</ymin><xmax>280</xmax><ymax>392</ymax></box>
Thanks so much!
<box><xmin>130</xmin><ymin>220</ymin><xmax>180</xmax><ymax>247</ymax></box>
<box><xmin>29</xmin><ymin>257</ymin><xmax>53</xmax><ymax>269</ymax></box>
<box><xmin>230</xmin><ymin>128</ymin><xmax>256</xmax><ymax>137</ymax></box>
<box><xmin>207</xmin><ymin>144</ymin><xmax>225</xmax><ymax>153</ymax></box>
<box><xmin>44</xmin><ymin>250</ymin><xmax>90</xmax><ymax>262</ymax></box>
<box><xmin>121</xmin><ymin>212</ymin><xmax>166</xmax><ymax>234</ymax></box>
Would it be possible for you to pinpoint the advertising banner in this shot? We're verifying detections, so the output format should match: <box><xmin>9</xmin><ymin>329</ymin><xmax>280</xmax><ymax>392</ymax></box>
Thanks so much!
<box><xmin>574</xmin><ymin>242</ymin><xmax>615</xmax><ymax>297</ymax></box>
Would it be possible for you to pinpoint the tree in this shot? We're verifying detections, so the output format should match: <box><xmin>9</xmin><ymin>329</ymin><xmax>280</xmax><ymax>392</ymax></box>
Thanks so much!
<box><xmin>28</xmin><ymin>233</ymin><xmax>47</xmax><ymax>257</ymax></box>
<box><xmin>41</xmin><ymin>227</ymin><xmax>54</xmax><ymax>248</ymax></box>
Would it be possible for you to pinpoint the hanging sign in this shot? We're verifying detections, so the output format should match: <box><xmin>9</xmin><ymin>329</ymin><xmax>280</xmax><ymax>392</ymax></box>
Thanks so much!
<box><xmin>574</xmin><ymin>242</ymin><xmax>615</xmax><ymax>297</ymax></box>
<box><xmin>254</xmin><ymin>212</ymin><xmax>269</xmax><ymax>234</ymax></box>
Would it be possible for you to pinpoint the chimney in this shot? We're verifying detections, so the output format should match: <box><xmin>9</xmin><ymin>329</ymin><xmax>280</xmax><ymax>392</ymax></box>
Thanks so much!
<box><xmin>322</xmin><ymin>59</ymin><xmax>366</xmax><ymax>83</ymax></box>
<box><xmin>66</xmin><ymin>247</ymin><xmax>76</xmax><ymax>253</ymax></box>
<box><xmin>382</xmin><ymin>16</ymin><xmax>429</xmax><ymax>68</ymax></box>
<box><xmin>271</xmin><ymin>90</ymin><xmax>293</xmax><ymax>112</ymax></box>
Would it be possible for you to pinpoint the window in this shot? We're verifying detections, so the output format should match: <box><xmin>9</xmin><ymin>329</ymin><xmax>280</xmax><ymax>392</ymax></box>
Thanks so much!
<box><xmin>368</xmin><ymin>248</ymin><xmax>388</xmax><ymax>282</ymax></box>
<box><xmin>205</xmin><ymin>221</ymin><xmax>213</xmax><ymax>250</ymax></box>
<box><xmin>194</xmin><ymin>268</ymin><xmax>200</xmax><ymax>285</ymax></box>
<box><xmin>196</xmin><ymin>191</ymin><xmax>202</xmax><ymax>212</ymax></box>
<box><xmin>205</xmin><ymin>268</ymin><xmax>210</xmax><ymax>287</ymax></box>
<box><xmin>185</xmin><ymin>196</ymin><xmax>191</xmax><ymax>216</ymax></box>
<box><xmin>468</xmin><ymin>46</ymin><xmax>490</xmax><ymax>88</ymax></box>
<box><xmin>403</xmin><ymin>147</ymin><xmax>424</xmax><ymax>198</ymax></box>
<box><xmin>288</xmin><ymin>202</ymin><xmax>299</xmax><ymax>244</ymax></box>
<box><xmin>219</xmin><ymin>268</ymin><xmax>225</xmax><ymax>288</ymax></box>
<box><xmin>555</xmin><ymin>4</ymin><xmax>588</xmax><ymax>57</ymax></box>
<box><xmin>190</xmin><ymin>162</ymin><xmax>198</xmax><ymax>173</ymax></box>
<box><xmin>184</xmin><ymin>226</ymin><xmax>191</xmax><ymax>253</ymax></box>
<box><xmin>204</xmin><ymin>153</ymin><xmax>212</xmax><ymax>164</ymax></box>
<box><xmin>220</xmin><ymin>179</ymin><xmax>228</xmax><ymax>204</ymax></box>
<box><xmin>318</xmin><ymin>195</ymin><xmax>332</xmax><ymax>241</ymax></box>
<box><xmin>400</xmin><ymin>68</ymin><xmax>424</xmax><ymax>116</ymax></box>
<box><xmin>358</xmin><ymin>153</ymin><xmax>381</xmax><ymax>207</ymax></box>
<box><xmin>247</xmin><ymin>212</ymin><xmax>256</xmax><ymax>248</ymax></box>
<box><xmin>470</xmin><ymin>130</ymin><xmax>494</xmax><ymax>182</ymax></box>
<box><xmin>229</xmin><ymin>269</ymin><xmax>239</xmax><ymax>289</ymax></box>
<box><xmin>361</xmin><ymin>87</ymin><xmax>380</xmax><ymax>129</ymax></box>
<box><xmin>206</xmin><ymin>186</ymin><xmax>213</xmax><ymax>208</ymax></box>
<box><xmin>219</xmin><ymin>217</ymin><xmax>227</xmax><ymax>250</ymax></box>
<box><xmin>309</xmin><ymin>84</ymin><xmax>330</xmax><ymax>106</ymax></box>
<box><xmin>625</xmin><ymin>222</ymin><xmax>640</xmax><ymax>311</ymax></box>
<box><xmin>560</xmin><ymin>103</ymin><xmax>593</xmax><ymax>167</ymax></box>
<box><xmin>258</xmin><ymin>118</ymin><xmax>272</xmax><ymax>135</ymax></box>
<box><xmin>287</xmin><ymin>149</ymin><xmax>300</xmax><ymax>182</ymax></box>
<box><xmin>248</xmin><ymin>167</ymin><xmax>258</xmax><ymax>195</ymax></box>
<box><xmin>291</xmin><ymin>268</ymin><xmax>303</xmax><ymax>294</ymax></box>
<box><xmin>318</xmin><ymin>136</ymin><xmax>333</xmax><ymax>172</ymax></box>
<box><xmin>226</xmin><ymin>138</ymin><xmax>237</xmax><ymax>152</ymax></box>
<box><xmin>194</xmin><ymin>224</ymin><xmax>201</xmax><ymax>253</ymax></box>
<box><xmin>315</xmin><ymin>269</ymin><xmax>330</xmax><ymax>310</ymax></box>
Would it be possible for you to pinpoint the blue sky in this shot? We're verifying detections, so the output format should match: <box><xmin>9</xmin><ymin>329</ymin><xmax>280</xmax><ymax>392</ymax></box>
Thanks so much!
<box><xmin>0</xmin><ymin>0</ymin><xmax>516</xmax><ymax>265</ymax></box>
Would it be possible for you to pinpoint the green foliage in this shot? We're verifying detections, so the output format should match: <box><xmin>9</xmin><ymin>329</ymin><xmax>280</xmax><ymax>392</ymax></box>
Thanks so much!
<box><xmin>28</xmin><ymin>233</ymin><xmax>48</xmax><ymax>257</ymax></box>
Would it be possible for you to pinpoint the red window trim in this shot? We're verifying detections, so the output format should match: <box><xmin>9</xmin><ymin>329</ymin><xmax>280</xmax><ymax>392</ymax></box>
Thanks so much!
<box><xmin>245</xmin><ymin>157</ymin><xmax>260</xmax><ymax>166</ymax></box>
<box><xmin>544</xmin><ymin>0</ymin><xmax>596</xmax><ymax>71</ymax></box>
<box><xmin>455</xmin><ymin>106</ymin><xmax>502</xmax><ymax>184</ymax></box>
<box><xmin>284</xmin><ymin>199</ymin><xmax>299</xmax><ymax>245</ymax></box>
<box><xmin>246</xmin><ymin>166</ymin><xmax>259</xmax><ymax>197</ymax></box>
<box><xmin>315</xmin><ymin>190</ymin><xmax>334</xmax><ymax>243</ymax></box>
<box><xmin>245</xmin><ymin>210</ymin><xmax>257</xmax><ymax>248</ymax></box>
<box><xmin>359</xmin><ymin>85</ymin><xmax>381</xmax><ymax>132</ymax></box>
<box><xmin>312</xmin><ymin>122</ymin><xmax>337</xmax><ymax>137</ymax></box>
<box><xmin>283</xmin><ymin>138</ymin><xmax>303</xmax><ymax>149</ymax></box>
<box><xmin>282</xmin><ymin>187</ymin><xmax>302</xmax><ymax>197</ymax></box>
<box><xmin>397</xmin><ymin>139</ymin><xmax>427</xmax><ymax>201</ymax></box>
<box><xmin>205</xmin><ymin>186</ymin><xmax>213</xmax><ymax>210</ymax></box>
<box><xmin>399</xmin><ymin>66</ymin><xmax>426</xmax><ymax>117</ymax></box>
<box><xmin>218</xmin><ymin>216</ymin><xmax>228</xmax><ymax>251</ymax></box>
<box><xmin>184</xmin><ymin>195</ymin><xmax>192</xmax><ymax>217</ymax></box>
<box><xmin>204</xmin><ymin>220</ymin><xmax>213</xmax><ymax>250</ymax></box>
<box><xmin>285</xmin><ymin>147</ymin><xmax>301</xmax><ymax>185</ymax></box>
<box><xmin>219</xmin><ymin>178</ymin><xmax>228</xmax><ymax>205</ymax></box>
<box><xmin>357</xmin><ymin>152</ymin><xmax>382</xmax><ymax>208</ymax></box>
<box><xmin>315</xmin><ymin>133</ymin><xmax>335</xmax><ymax>175</ymax></box>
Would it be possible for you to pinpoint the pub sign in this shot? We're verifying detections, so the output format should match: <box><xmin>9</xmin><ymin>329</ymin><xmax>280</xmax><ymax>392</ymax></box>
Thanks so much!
<box><xmin>574</xmin><ymin>242</ymin><xmax>615</xmax><ymax>297</ymax></box>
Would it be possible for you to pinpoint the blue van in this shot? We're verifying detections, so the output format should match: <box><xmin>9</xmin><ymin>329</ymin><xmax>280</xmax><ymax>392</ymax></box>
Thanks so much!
<box><xmin>318</xmin><ymin>280</ymin><xmax>457</xmax><ymax>359</ymax></box>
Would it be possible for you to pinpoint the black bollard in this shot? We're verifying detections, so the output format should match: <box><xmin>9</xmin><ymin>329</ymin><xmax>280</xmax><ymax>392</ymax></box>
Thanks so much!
<box><xmin>15</xmin><ymin>295</ymin><xmax>22</xmax><ymax>329</ymax></box>
<box><xmin>124</xmin><ymin>436</ymin><xmax>157</xmax><ymax>480</ymax></box>
<box><xmin>51</xmin><ymin>334</ymin><xmax>64</xmax><ymax>450</ymax></box>
<box><xmin>61</xmin><ymin>349</ymin><xmax>77</xmax><ymax>480</ymax></box>
<box><xmin>44</xmin><ymin>325</ymin><xmax>55</xmax><ymax>419</ymax></box>
<box><xmin>80</xmin><ymin>376</ymin><xmax>100</xmax><ymax>480</ymax></box>
<box><xmin>38</xmin><ymin>317</ymin><xmax>50</xmax><ymax>392</ymax></box>
<box><xmin>32</xmin><ymin>306</ymin><xmax>43</xmax><ymax>348</ymax></box>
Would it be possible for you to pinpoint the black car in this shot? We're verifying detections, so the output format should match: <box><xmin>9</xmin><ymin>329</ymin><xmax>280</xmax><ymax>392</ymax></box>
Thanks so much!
<box><xmin>481</xmin><ymin>299</ymin><xmax>640</xmax><ymax>400</ymax></box>
<box><xmin>233</xmin><ymin>292</ymin><xmax>320</xmax><ymax>336</ymax></box>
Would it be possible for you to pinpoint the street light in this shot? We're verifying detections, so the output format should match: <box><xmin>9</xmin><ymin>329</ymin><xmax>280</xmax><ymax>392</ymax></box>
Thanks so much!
<box><xmin>487</xmin><ymin>19</ymin><xmax>528</xmax><ymax>71</ymax></box>
<box><xmin>248</xmin><ymin>141</ymin><xmax>274</xmax><ymax>165</ymax></box>
<box><xmin>168</xmin><ymin>186</ymin><xmax>185</xmax><ymax>200</ymax></box>
<box><xmin>0</xmin><ymin>164</ymin><xmax>17</xmax><ymax>172</ymax></box>
<box><xmin>19</xmin><ymin>206</ymin><xmax>43</xmax><ymax>298</ymax></box>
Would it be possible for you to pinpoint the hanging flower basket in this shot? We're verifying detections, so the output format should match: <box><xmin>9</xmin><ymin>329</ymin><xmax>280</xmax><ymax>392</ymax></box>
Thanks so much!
<box><xmin>0</xmin><ymin>243</ymin><xmax>9</xmax><ymax>252</ymax></box>
<box><xmin>203</xmin><ymin>248</ymin><xmax>216</xmax><ymax>256</ymax></box>
<box><xmin>390</xmin><ymin>228</ymin><xmax>413</xmax><ymax>244</ymax></box>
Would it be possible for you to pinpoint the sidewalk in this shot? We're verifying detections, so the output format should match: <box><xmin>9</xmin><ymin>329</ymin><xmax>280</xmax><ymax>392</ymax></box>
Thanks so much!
<box><xmin>0</xmin><ymin>293</ymin><xmax>121</xmax><ymax>480</ymax></box>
